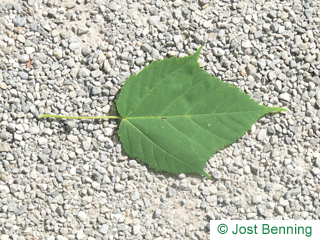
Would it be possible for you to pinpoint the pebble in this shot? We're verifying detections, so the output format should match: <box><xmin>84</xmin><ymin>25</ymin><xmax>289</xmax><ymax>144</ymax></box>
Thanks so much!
<box><xmin>18</xmin><ymin>54</ymin><xmax>29</xmax><ymax>63</ymax></box>
<box><xmin>114</xmin><ymin>184</ymin><xmax>125</xmax><ymax>192</ymax></box>
<box><xmin>279</xmin><ymin>93</ymin><xmax>291</xmax><ymax>102</ymax></box>
<box><xmin>78</xmin><ymin>67</ymin><xmax>90</xmax><ymax>78</ymax></box>
<box><xmin>77</xmin><ymin>27</ymin><xmax>89</xmax><ymax>36</ymax></box>
<box><xmin>38</xmin><ymin>137</ymin><xmax>48</xmax><ymax>145</ymax></box>
<box><xmin>257</xmin><ymin>129</ymin><xmax>267</xmax><ymax>141</ymax></box>
<box><xmin>246</xmin><ymin>64</ymin><xmax>256</xmax><ymax>76</ymax></box>
<box><xmin>81</xmin><ymin>46</ymin><xmax>91</xmax><ymax>56</ymax></box>
<box><xmin>99</xmin><ymin>224</ymin><xmax>109</xmax><ymax>234</ymax></box>
<box><xmin>135</xmin><ymin>57</ymin><xmax>145</xmax><ymax>66</ymax></box>
<box><xmin>18</xmin><ymin>71</ymin><xmax>29</xmax><ymax>80</ymax></box>
<box><xmin>0</xmin><ymin>0</ymin><xmax>317</xmax><ymax>238</ymax></box>
<box><xmin>148</xmin><ymin>16</ymin><xmax>160</xmax><ymax>26</ymax></box>
<box><xmin>69</xmin><ymin>43</ymin><xmax>80</xmax><ymax>51</ymax></box>
<box><xmin>213</xmin><ymin>48</ymin><xmax>224</xmax><ymax>57</ymax></box>
<box><xmin>0</xmin><ymin>143</ymin><xmax>10</xmax><ymax>152</ymax></box>
<box><xmin>53</xmin><ymin>49</ymin><xmax>63</xmax><ymax>59</ymax></box>
<box><xmin>13</xmin><ymin>17</ymin><xmax>26</xmax><ymax>27</ymax></box>
<box><xmin>90</xmin><ymin>86</ymin><xmax>101</xmax><ymax>95</ymax></box>
<box><xmin>252</xmin><ymin>195</ymin><xmax>262</xmax><ymax>204</ymax></box>
<box><xmin>77</xmin><ymin>211</ymin><xmax>87</xmax><ymax>222</ymax></box>
<box><xmin>108</xmin><ymin>2</ymin><xmax>119</xmax><ymax>11</ymax></box>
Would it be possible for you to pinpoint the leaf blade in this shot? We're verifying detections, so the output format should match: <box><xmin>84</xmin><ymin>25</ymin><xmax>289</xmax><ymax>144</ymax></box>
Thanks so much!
<box><xmin>117</xmin><ymin>47</ymin><xmax>285</xmax><ymax>177</ymax></box>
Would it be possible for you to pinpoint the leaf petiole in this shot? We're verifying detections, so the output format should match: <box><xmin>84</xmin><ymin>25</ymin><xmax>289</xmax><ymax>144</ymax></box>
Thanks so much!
<box><xmin>38</xmin><ymin>114</ymin><xmax>122</xmax><ymax>120</ymax></box>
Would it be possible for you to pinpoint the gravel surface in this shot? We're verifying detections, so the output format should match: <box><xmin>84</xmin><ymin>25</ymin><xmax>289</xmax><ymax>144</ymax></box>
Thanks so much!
<box><xmin>0</xmin><ymin>0</ymin><xmax>320</xmax><ymax>239</ymax></box>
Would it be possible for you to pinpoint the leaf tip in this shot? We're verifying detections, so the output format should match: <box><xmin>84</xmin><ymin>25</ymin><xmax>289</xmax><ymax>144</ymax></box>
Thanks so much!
<box><xmin>193</xmin><ymin>46</ymin><xmax>203</xmax><ymax>58</ymax></box>
<box><xmin>201</xmin><ymin>169</ymin><xmax>211</xmax><ymax>178</ymax></box>
<box><xmin>266</xmin><ymin>107</ymin><xmax>287</xmax><ymax>113</ymax></box>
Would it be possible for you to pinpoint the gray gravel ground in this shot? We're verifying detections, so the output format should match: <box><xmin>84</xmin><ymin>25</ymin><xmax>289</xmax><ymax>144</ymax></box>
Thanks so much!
<box><xmin>0</xmin><ymin>0</ymin><xmax>320</xmax><ymax>239</ymax></box>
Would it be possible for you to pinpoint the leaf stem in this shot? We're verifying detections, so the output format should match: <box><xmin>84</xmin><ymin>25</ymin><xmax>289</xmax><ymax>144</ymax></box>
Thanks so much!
<box><xmin>39</xmin><ymin>114</ymin><xmax>122</xmax><ymax>120</ymax></box>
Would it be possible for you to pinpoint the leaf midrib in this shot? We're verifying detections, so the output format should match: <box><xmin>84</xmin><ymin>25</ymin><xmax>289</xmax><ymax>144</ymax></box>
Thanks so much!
<box><xmin>123</xmin><ymin>109</ymin><xmax>265</xmax><ymax>119</ymax></box>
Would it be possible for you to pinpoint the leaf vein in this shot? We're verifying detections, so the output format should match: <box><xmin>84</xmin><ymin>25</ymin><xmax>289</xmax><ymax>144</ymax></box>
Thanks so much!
<box><xmin>127</xmin><ymin>57</ymin><xmax>194</xmax><ymax>117</ymax></box>
<box><xmin>126</xmin><ymin>120</ymin><xmax>201</xmax><ymax>170</ymax></box>
<box><xmin>165</xmin><ymin>119</ymin><xmax>211</xmax><ymax>153</ymax></box>
<box><xmin>160</xmin><ymin>74</ymin><xmax>208</xmax><ymax>115</ymax></box>
<box><xmin>188</xmin><ymin>117</ymin><xmax>231</xmax><ymax>142</ymax></box>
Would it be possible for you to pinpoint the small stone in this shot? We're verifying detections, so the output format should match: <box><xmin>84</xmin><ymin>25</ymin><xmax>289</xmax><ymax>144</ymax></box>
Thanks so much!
<box><xmin>70</xmin><ymin>68</ymin><xmax>78</xmax><ymax>78</ymax></box>
<box><xmin>77</xmin><ymin>27</ymin><xmax>89</xmax><ymax>36</ymax></box>
<box><xmin>193</xmin><ymin>33</ymin><xmax>203</xmax><ymax>44</ymax></box>
<box><xmin>151</xmin><ymin>48</ymin><xmax>160</xmax><ymax>59</ymax></box>
<box><xmin>128</xmin><ymin>160</ymin><xmax>137</xmax><ymax>167</ymax></box>
<box><xmin>99</xmin><ymin>224</ymin><xmax>109</xmax><ymax>234</ymax></box>
<box><xmin>115</xmin><ymin>184</ymin><xmax>125</xmax><ymax>192</ymax></box>
<box><xmin>244</xmin><ymin>165</ymin><xmax>251</xmax><ymax>174</ymax></box>
<box><xmin>305</xmin><ymin>9</ymin><xmax>313</xmax><ymax>21</ymax></box>
<box><xmin>199</xmin><ymin>0</ymin><xmax>209</xmax><ymax>6</ymax></box>
<box><xmin>13</xmin><ymin>17</ymin><xmax>26</xmax><ymax>27</ymax></box>
<box><xmin>275</xmin><ymin>206</ymin><xmax>284</xmax><ymax>215</ymax></box>
<box><xmin>56</xmin><ymin>236</ymin><xmax>67</xmax><ymax>240</ymax></box>
<box><xmin>242</xmin><ymin>40</ymin><xmax>253</xmax><ymax>48</ymax></box>
<box><xmin>0</xmin><ymin>143</ymin><xmax>10</xmax><ymax>152</ymax></box>
<box><xmin>65</xmin><ymin>59</ymin><xmax>75</xmax><ymax>68</ymax></box>
<box><xmin>81</xmin><ymin>46</ymin><xmax>91</xmax><ymax>56</ymax></box>
<box><xmin>135</xmin><ymin>57</ymin><xmax>145</xmax><ymax>66</ymax></box>
<box><xmin>77</xmin><ymin>211</ymin><xmax>87</xmax><ymax>222</ymax></box>
<box><xmin>90</xmin><ymin>86</ymin><xmax>101</xmax><ymax>95</ymax></box>
<box><xmin>48</xmin><ymin>9</ymin><xmax>57</xmax><ymax>18</ymax></box>
<box><xmin>0</xmin><ymin>235</ymin><xmax>9</xmax><ymax>240</ymax></box>
<box><xmin>257</xmin><ymin>129</ymin><xmax>267</xmax><ymax>141</ymax></box>
<box><xmin>173</xmin><ymin>0</ymin><xmax>183</xmax><ymax>7</ymax></box>
<box><xmin>252</xmin><ymin>195</ymin><xmax>262</xmax><ymax>204</ymax></box>
<box><xmin>254</xmin><ymin>30</ymin><xmax>263</xmax><ymax>38</ymax></box>
<box><xmin>69</xmin><ymin>43</ymin><xmax>80</xmax><ymax>51</ymax></box>
<box><xmin>66</xmin><ymin>121</ymin><xmax>76</xmax><ymax>130</ymax></box>
<box><xmin>25</xmin><ymin>47</ymin><xmax>35</xmax><ymax>54</ymax></box>
<box><xmin>268</xmin><ymin>10</ymin><xmax>277</xmax><ymax>19</ymax></box>
<box><xmin>258</xmin><ymin>59</ymin><xmax>266</xmax><ymax>69</ymax></box>
<box><xmin>167</xmin><ymin>51</ymin><xmax>177</xmax><ymax>57</ymax></box>
<box><xmin>141</xmin><ymin>43</ymin><xmax>152</xmax><ymax>53</ymax></box>
<box><xmin>246</xmin><ymin>64</ymin><xmax>256</xmax><ymax>76</ymax></box>
<box><xmin>53</xmin><ymin>49</ymin><xmax>63</xmax><ymax>59</ymax></box>
<box><xmin>108</xmin><ymin>2</ymin><xmax>119</xmax><ymax>11</ymax></box>
<box><xmin>66</xmin><ymin>2</ymin><xmax>76</xmax><ymax>9</ymax></box>
<box><xmin>131</xmin><ymin>191</ymin><xmax>140</xmax><ymax>201</ymax></box>
<box><xmin>0</xmin><ymin>82</ymin><xmax>7</xmax><ymax>90</ymax></box>
<box><xmin>304</xmin><ymin>54</ymin><xmax>315</xmax><ymax>63</ymax></box>
<box><xmin>268</xmin><ymin>71</ymin><xmax>277</xmax><ymax>81</ymax></box>
<box><xmin>38</xmin><ymin>137</ymin><xmax>48</xmax><ymax>145</ymax></box>
<box><xmin>18</xmin><ymin>71</ymin><xmax>29</xmax><ymax>80</ymax></box>
<box><xmin>279</xmin><ymin>93</ymin><xmax>291</xmax><ymax>102</ymax></box>
<box><xmin>78</xmin><ymin>67</ymin><xmax>90</xmax><ymax>78</ymax></box>
<box><xmin>133</xmin><ymin>225</ymin><xmax>141</xmax><ymax>235</ymax></box>
<box><xmin>59</xmin><ymin>162</ymin><xmax>67</xmax><ymax>172</ymax></box>
<box><xmin>212</xmin><ymin>171</ymin><xmax>222</xmax><ymax>180</ymax></box>
<box><xmin>17</xmin><ymin>34</ymin><xmax>26</xmax><ymax>43</ymax></box>
<box><xmin>213</xmin><ymin>48</ymin><xmax>225</xmax><ymax>57</ymax></box>
<box><xmin>18</xmin><ymin>54</ymin><xmax>29</xmax><ymax>63</ymax></box>
<box><xmin>250</xmin><ymin>164</ymin><xmax>259</xmax><ymax>175</ymax></box>
<box><xmin>148</xmin><ymin>16</ymin><xmax>160</xmax><ymax>26</ymax></box>
<box><xmin>106</xmin><ymin>12</ymin><xmax>115</xmax><ymax>21</ymax></box>
<box><xmin>167</xmin><ymin>187</ymin><xmax>176</xmax><ymax>197</ymax></box>
<box><xmin>153</xmin><ymin>209</ymin><xmax>161</xmax><ymax>218</ymax></box>
<box><xmin>91</xmin><ymin>70</ymin><xmax>102</xmax><ymax>78</ymax></box>
<box><xmin>67</xmin><ymin>135</ymin><xmax>79</xmax><ymax>143</ymax></box>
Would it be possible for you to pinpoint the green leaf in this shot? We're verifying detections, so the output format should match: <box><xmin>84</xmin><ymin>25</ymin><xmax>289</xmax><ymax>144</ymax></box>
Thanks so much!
<box><xmin>40</xmin><ymin>46</ymin><xmax>286</xmax><ymax>178</ymax></box>
<box><xmin>116</xmin><ymin>46</ymin><xmax>286</xmax><ymax>178</ymax></box>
